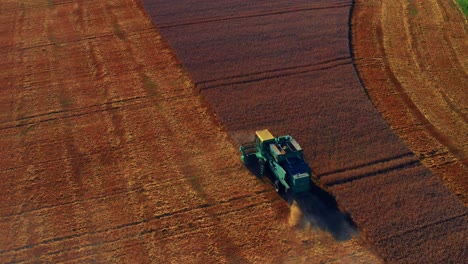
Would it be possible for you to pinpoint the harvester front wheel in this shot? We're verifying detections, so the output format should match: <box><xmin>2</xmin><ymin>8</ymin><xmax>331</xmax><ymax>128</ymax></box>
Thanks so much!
<box><xmin>258</xmin><ymin>159</ymin><xmax>265</xmax><ymax>176</ymax></box>
<box><xmin>274</xmin><ymin>180</ymin><xmax>285</xmax><ymax>194</ymax></box>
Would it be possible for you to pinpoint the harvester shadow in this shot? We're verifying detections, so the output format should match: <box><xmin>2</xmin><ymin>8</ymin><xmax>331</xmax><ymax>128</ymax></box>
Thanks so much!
<box><xmin>246</xmin><ymin>162</ymin><xmax>356</xmax><ymax>241</ymax></box>
<box><xmin>294</xmin><ymin>184</ymin><xmax>357</xmax><ymax>241</ymax></box>
<box><xmin>244</xmin><ymin>162</ymin><xmax>267</xmax><ymax>182</ymax></box>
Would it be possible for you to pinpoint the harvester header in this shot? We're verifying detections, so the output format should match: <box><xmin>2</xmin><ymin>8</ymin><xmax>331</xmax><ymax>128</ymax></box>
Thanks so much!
<box><xmin>255</xmin><ymin>129</ymin><xmax>275</xmax><ymax>142</ymax></box>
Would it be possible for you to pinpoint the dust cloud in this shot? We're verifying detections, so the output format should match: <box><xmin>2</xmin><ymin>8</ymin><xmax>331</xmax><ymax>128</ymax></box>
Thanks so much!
<box><xmin>288</xmin><ymin>201</ymin><xmax>304</xmax><ymax>227</ymax></box>
<box><xmin>230</xmin><ymin>130</ymin><xmax>256</xmax><ymax>145</ymax></box>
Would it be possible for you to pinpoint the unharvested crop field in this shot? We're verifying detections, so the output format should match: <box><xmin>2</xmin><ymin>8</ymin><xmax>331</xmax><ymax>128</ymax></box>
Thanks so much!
<box><xmin>0</xmin><ymin>0</ymin><xmax>380</xmax><ymax>263</ymax></box>
<box><xmin>143</xmin><ymin>0</ymin><xmax>467</xmax><ymax>263</ymax></box>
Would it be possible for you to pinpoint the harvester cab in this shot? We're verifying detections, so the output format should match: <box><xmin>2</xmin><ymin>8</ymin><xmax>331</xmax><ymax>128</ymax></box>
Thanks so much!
<box><xmin>240</xmin><ymin>129</ymin><xmax>312</xmax><ymax>195</ymax></box>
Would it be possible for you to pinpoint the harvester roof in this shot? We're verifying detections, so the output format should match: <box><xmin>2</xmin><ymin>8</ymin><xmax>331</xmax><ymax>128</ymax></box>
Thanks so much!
<box><xmin>256</xmin><ymin>129</ymin><xmax>274</xmax><ymax>142</ymax></box>
<box><xmin>280</xmin><ymin>157</ymin><xmax>310</xmax><ymax>176</ymax></box>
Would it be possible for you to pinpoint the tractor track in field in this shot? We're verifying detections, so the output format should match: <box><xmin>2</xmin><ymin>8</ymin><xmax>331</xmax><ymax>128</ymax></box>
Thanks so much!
<box><xmin>378</xmin><ymin>212</ymin><xmax>467</xmax><ymax>243</ymax></box>
<box><xmin>2</xmin><ymin>196</ymin><xmax>278</xmax><ymax>263</ymax></box>
<box><xmin>1</xmin><ymin>194</ymin><xmax>273</xmax><ymax>256</ymax></box>
<box><xmin>157</xmin><ymin>2</ymin><xmax>351</xmax><ymax>29</ymax></box>
<box><xmin>0</xmin><ymin>93</ymin><xmax>190</xmax><ymax>131</ymax></box>
<box><xmin>197</xmin><ymin>57</ymin><xmax>352</xmax><ymax>90</ymax></box>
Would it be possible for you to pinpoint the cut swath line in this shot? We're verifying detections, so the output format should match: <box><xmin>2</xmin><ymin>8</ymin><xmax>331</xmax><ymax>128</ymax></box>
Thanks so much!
<box><xmin>197</xmin><ymin>56</ymin><xmax>351</xmax><ymax>86</ymax></box>
<box><xmin>198</xmin><ymin>57</ymin><xmax>352</xmax><ymax>91</ymax></box>
<box><xmin>158</xmin><ymin>2</ymin><xmax>351</xmax><ymax>29</ymax></box>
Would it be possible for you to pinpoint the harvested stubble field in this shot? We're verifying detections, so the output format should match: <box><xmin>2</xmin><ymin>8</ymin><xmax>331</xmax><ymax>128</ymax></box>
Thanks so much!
<box><xmin>353</xmin><ymin>0</ymin><xmax>467</xmax><ymax>203</ymax></box>
<box><xmin>347</xmin><ymin>1</ymin><xmax>468</xmax><ymax>261</ymax></box>
<box><xmin>143</xmin><ymin>0</ymin><xmax>468</xmax><ymax>263</ymax></box>
<box><xmin>0</xmin><ymin>0</ymin><xmax>381</xmax><ymax>263</ymax></box>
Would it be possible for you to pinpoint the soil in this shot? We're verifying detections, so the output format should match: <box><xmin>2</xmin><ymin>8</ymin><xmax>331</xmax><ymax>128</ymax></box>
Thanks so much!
<box><xmin>352</xmin><ymin>0</ymin><xmax>467</xmax><ymax>203</ymax></box>
<box><xmin>0</xmin><ymin>0</ymin><xmax>380</xmax><ymax>263</ymax></box>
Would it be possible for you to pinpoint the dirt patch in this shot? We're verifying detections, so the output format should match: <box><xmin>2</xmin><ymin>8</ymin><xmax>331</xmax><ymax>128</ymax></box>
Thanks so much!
<box><xmin>0</xmin><ymin>0</ymin><xmax>379</xmax><ymax>263</ymax></box>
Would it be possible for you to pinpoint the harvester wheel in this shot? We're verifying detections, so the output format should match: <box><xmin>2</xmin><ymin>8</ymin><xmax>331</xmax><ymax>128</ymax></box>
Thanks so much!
<box><xmin>258</xmin><ymin>159</ymin><xmax>265</xmax><ymax>176</ymax></box>
<box><xmin>274</xmin><ymin>180</ymin><xmax>285</xmax><ymax>194</ymax></box>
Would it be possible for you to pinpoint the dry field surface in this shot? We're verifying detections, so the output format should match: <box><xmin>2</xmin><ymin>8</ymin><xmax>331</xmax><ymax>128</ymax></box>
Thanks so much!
<box><xmin>350</xmin><ymin>1</ymin><xmax>468</xmax><ymax>261</ymax></box>
<box><xmin>143</xmin><ymin>0</ymin><xmax>467</xmax><ymax>263</ymax></box>
<box><xmin>0</xmin><ymin>0</ymin><xmax>380</xmax><ymax>263</ymax></box>
<box><xmin>353</xmin><ymin>0</ymin><xmax>467</xmax><ymax>203</ymax></box>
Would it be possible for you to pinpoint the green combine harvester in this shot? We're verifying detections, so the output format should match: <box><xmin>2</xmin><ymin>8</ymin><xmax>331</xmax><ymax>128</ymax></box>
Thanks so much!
<box><xmin>240</xmin><ymin>129</ymin><xmax>312</xmax><ymax>195</ymax></box>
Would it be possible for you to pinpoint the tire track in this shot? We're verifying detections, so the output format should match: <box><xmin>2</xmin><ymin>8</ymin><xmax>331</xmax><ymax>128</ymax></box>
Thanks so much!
<box><xmin>7</xmin><ymin>5</ymin><xmax>49</xmax><ymax>255</ymax></box>
<box><xmin>0</xmin><ymin>192</ymin><xmax>271</xmax><ymax>258</ymax></box>
<box><xmin>0</xmin><ymin>28</ymin><xmax>156</xmax><ymax>54</ymax></box>
<box><xmin>101</xmin><ymin>4</ymin><xmax>155</xmax><ymax>259</ymax></box>
<box><xmin>158</xmin><ymin>2</ymin><xmax>351</xmax><ymax>29</ymax></box>
<box><xmin>0</xmin><ymin>0</ymin><xmax>76</xmax><ymax>13</ymax></box>
<box><xmin>0</xmin><ymin>93</ymin><xmax>190</xmax><ymax>131</ymax></box>
<box><xmin>11</xmin><ymin>7</ymin><xmax>26</xmax><ymax>124</ymax></box>
<box><xmin>0</xmin><ymin>167</ymin><xmax>255</xmax><ymax>220</ymax></box>
<box><xmin>139</xmin><ymin>88</ymin><xmax>251</xmax><ymax>263</ymax></box>
<box><xmin>377</xmin><ymin>212</ymin><xmax>467</xmax><ymax>243</ymax></box>
<box><xmin>58</xmin><ymin>50</ymin><xmax>98</xmax><ymax>264</ymax></box>
<box><xmin>0</xmin><ymin>118</ymin><xmax>194</xmax><ymax>175</ymax></box>
<box><xmin>198</xmin><ymin>56</ymin><xmax>352</xmax><ymax>90</ymax></box>
<box><xmin>75</xmin><ymin>2</ymin><xmax>123</xmax><ymax>258</ymax></box>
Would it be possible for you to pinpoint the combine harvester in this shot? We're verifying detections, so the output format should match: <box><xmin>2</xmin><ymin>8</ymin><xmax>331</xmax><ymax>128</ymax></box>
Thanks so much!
<box><xmin>240</xmin><ymin>129</ymin><xmax>313</xmax><ymax>196</ymax></box>
<box><xmin>241</xmin><ymin>130</ymin><xmax>356</xmax><ymax>239</ymax></box>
